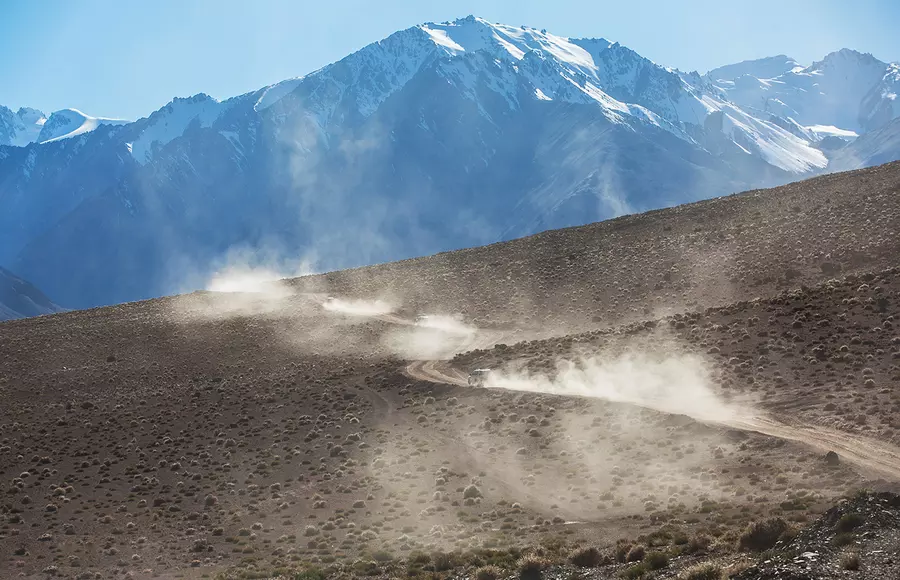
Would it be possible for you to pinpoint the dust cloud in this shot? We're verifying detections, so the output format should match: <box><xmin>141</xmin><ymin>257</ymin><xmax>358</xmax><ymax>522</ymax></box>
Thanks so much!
<box><xmin>384</xmin><ymin>327</ymin><xmax>468</xmax><ymax>360</ymax></box>
<box><xmin>383</xmin><ymin>313</ymin><xmax>477</xmax><ymax>360</ymax></box>
<box><xmin>484</xmin><ymin>350</ymin><xmax>739</xmax><ymax>424</ymax></box>
<box><xmin>206</xmin><ymin>265</ymin><xmax>293</xmax><ymax>296</ymax></box>
<box><xmin>322</xmin><ymin>297</ymin><xmax>394</xmax><ymax>317</ymax></box>
<box><xmin>414</xmin><ymin>314</ymin><xmax>475</xmax><ymax>335</ymax></box>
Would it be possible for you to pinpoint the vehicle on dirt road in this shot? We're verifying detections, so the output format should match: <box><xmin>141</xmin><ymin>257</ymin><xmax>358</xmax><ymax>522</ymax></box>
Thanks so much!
<box><xmin>468</xmin><ymin>368</ymin><xmax>492</xmax><ymax>387</ymax></box>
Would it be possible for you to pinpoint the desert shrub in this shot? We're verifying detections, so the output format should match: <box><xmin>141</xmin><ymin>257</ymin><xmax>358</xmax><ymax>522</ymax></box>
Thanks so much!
<box><xmin>516</xmin><ymin>555</ymin><xmax>547</xmax><ymax>580</ymax></box>
<box><xmin>475</xmin><ymin>565</ymin><xmax>502</xmax><ymax>580</ymax></box>
<box><xmin>832</xmin><ymin>532</ymin><xmax>856</xmax><ymax>547</ymax></box>
<box><xmin>679</xmin><ymin>563</ymin><xmax>722</xmax><ymax>580</ymax></box>
<box><xmin>464</xmin><ymin>485</ymin><xmax>483</xmax><ymax>499</ymax></box>
<box><xmin>614</xmin><ymin>543</ymin><xmax>631</xmax><ymax>563</ymax></box>
<box><xmin>841</xmin><ymin>552</ymin><xmax>860</xmax><ymax>570</ymax></box>
<box><xmin>303</xmin><ymin>525</ymin><xmax>319</xmax><ymax>537</ymax></box>
<box><xmin>618</xmin><ymin>563</ymin><xmax>648</xmax><ymax>579</ymax></box>
<box><xmin>738</xmin><ymin>518</ymin><xmax>788</xmax><ymax>552</ymax></box>
<box><xmin>351</xmin><ymin>560</ymin><xmax>379</xmax><ymax>576</ymax></box>
<box><xmin>625</xmin><ymin>545</ymin><xmax>645</xmax><ymax>562</ymax></box>
<box><xmin>294</xmin><ymin>568</ymin><xmax>326</xmax><ymax>580</ymax></box>
<box><xmin>371</xmin><ymin>550</ymin><xmax>393</xmax><ymax>562</ymax></box>
<box><xmin>684</xmin><ymin>534</ymin><xmax>711</xmax><ymax>554</ymax></box>
<box><xmin>645</xmin><ymin>551</ymin><xmax>669</xmax><ymax>570</ymax></box>
<box><xmin>835</xmin><ymin>513</ymin><xmax>864</xmax><ymax>533</ymax></box>
<box><xmin>431</xmin><ymin>551</ymin><xmax>457</xmax><ymax>572</ymax></box>
<box><xmin>569</xmin><ymin>546</ymin><xmax>603</xmax><ymax>568</ymax></box>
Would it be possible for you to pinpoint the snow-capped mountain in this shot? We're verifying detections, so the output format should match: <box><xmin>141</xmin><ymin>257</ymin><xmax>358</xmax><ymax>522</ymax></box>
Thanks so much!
<box><xmin>37</xmin><ymin>108</ymin><xmax>129</xmax><ymax>143</ymax></box>
<box><xmin>0</xmin><ymin>266</ymin><xmax>65</xmax><ymax>321</ymax></box>
<box><xmin>0</xmin><ymin>105</ymin><xmax>128</xmax><ymax>147</ymax></box>
<box><xmin>709</xmin><ymin>48</ymin><xmax>892</xmax><ymax>134</ymax></box>
<box><xmin>707</xmin><ymin>55</ymin><xmax>803</xmax><ymax>84</ymax></box>
<box><xmin>860</xmin><ymin>63</ymin><xmax>900</xmax><ymax>132</ymax></box>
<box><xmin>0</xmin><ymin>16</ymin><xmax>898</xmax><ymax>310</ymax></box>
<box><xmin>0</xmin><ymin>106</ymin><xmax>47</xmax><ymax>146</ymax></box>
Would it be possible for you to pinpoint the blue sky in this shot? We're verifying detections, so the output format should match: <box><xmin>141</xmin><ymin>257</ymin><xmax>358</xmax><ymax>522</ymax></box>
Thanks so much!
<box><xmin>2</xmin><ymin>0</ymin><xmax>898</xmax><ymax>120</ymax></box>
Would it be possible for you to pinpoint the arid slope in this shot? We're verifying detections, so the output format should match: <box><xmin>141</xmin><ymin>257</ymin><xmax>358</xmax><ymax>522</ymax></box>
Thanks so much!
<box><xmin>1</xmin><ymin>163</ymin><xmax>899</xmax><ymax>579</ymax></box>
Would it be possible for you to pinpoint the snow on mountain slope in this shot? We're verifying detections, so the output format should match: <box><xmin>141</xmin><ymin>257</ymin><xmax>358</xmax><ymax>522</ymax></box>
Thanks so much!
<box><xmin>708</xmin><ymin>104</ymin><xmax>828</xmax><ymax>172</ymax></box>
<box><xmin>254</xmin><ymin>78</ymin><xmax>304</xmax><ymax>111</ymax></box>
<box><xmin>37</xmin><ymin>108</ymin><xmax>129</xmax><ymax>144</ymax></box>
<box><xmin>827</xmin><ymin>116</ymin><xmax>900</xmax><ymax>172</ymax></box>
<box><xmin>707</xmin><ymin>55</ymin><xmax>802</xmax><ymax>82</ymax></box>
<box><xmin>0</xmin><ymin>106</ymin><xmax>47</xmax><ymax>146</ymax></box>
<box><xmin>392</xmin><ymin>18</ymin><xmax>824</xmax><ymax>173</ymax></box>
<box><xmin>130</xmin><ymin>94</ymin><xmax>227</xmax><ymax>163</ymax></box>
<box><xmin>806</xmin><ymin>125</ymin><xmax>858</xmax><ymax>140</ymax></box>
<box><xmin>2</xmin><ymin>15</ymin><xmax>898</xmax><ymax>310</ymax></box>
<box><xmin>0</xmin><ymin>266</ymin><xmax>64</xmax><ymax>321</ymax></box>
<box><xmin>712</xmin><ymin>49</ymin><xmax>891</xmax><ymax>133</ymax></box>
<box><xmin>860</xmin><ymin>63</ymin><xmax>900</xmax><ymax>132</ymax></box>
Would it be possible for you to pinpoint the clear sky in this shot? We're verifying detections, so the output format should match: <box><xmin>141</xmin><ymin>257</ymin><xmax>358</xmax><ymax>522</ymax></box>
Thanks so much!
<box><xmin>2</xmin><ymin>0</ymin><xmax>898</xmax><ymax>120</ymax></box>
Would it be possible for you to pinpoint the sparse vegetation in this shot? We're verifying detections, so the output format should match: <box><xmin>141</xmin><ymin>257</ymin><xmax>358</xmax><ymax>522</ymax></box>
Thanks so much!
<box><xmin>569</xmin><ymin>546</ymin><xmax>604</xmax><ymax>568</ymax></box>
<box><xmin>475</xmin><ymin>565</ymin><xmax>503</xmax><ymax>580</ymax></box>
<box><xmin>517</xmin><ymin>554</ymin><xmax>548</xmax><ymax>580</ymax></box>
<box><xmin>739</xmin><ymin>518</ymin><xmax>789</xmax><ymax>552</ymax></box>
<box><xmin>835</xmin><ymin>513</ymin><xmax>865</xmax><ymax>533</ymax></box>
<box><xmin>4</xmin><ymin>164</ymin><xmax>900</xmax><ymax>579</ymax></box>
<box><xmin>841</xmin><ymin>551</ymin><xmax>861</xmax><ymax>570</ymax></box>
<box><xmin>680</xmin><ymin>563</ymin><xmax>723</xmax><ymax>580</ymax></box>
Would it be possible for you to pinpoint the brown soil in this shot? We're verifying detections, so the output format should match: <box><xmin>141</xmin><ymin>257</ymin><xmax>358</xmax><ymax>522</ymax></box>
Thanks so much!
<box><xmin>0</xmin><ymin>162</ymin><xmax>899</xmax><ymax>579</ymax></box>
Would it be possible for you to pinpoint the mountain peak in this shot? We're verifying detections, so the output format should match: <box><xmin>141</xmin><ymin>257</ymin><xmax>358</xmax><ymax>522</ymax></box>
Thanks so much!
<box><xmin>707</xmin><ymin>54</ymin><xmax>802</xmax><ymax>81</ymax></box>
<box><xmin>814</xmin><ymin>48</ymin><xmax>885</xmax><ymax>70</ymax></box>
<box><xmin>38</xmin><ymin>108</ymin><xmax>129</xmax><ymax>144</ymax></box>
<box><xmin>16</xmin><ymin>107</ymin><xmax>46</xmax><ymax>121</ymax></box>
<box><xmin>0</xmin><ymin>105</ymin><xmax>47</xmax><ymax>146</ymax></box>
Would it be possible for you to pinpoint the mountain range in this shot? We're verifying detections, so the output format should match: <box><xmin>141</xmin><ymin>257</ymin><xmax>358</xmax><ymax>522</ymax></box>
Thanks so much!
<box><xmin>1</xmin><ymin>16</ymin><xmax>898</xmax><ymax>310</ymax></box>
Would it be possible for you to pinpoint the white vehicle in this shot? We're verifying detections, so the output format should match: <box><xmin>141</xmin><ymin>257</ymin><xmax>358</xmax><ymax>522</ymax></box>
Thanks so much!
<box><xmin>415</xmin><ymin>314</ymin><xmax>429</xmax><ymax>325</ymax></box>
<box><xmin>468</xmin><ymin>368</ymin><xmax>492</xmax><ymax>387</ymax></box>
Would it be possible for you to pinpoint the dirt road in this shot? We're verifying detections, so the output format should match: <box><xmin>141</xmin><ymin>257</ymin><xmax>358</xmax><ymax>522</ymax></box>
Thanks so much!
<box><xmin>730</xmin><ymin>415</ymin><xmax>900</xmax><ymax>481</ymax></box>
<box><xmin>405</xmin><ymin>347</ymin><xmax>900</xmax><ymax>482</ymax></box>
<box><xmin>405</xmin><ymin>359</ymin><xmax>468</xmax><ymax>386</ymax></box>
<box><xmin>314</xmin><ymin>297</ymin><xmax>900</xmax><ymax>482</ymax></box>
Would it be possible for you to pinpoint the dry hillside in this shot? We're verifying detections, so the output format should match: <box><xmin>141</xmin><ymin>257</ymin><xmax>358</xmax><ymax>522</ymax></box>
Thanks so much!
<box><xmin>1</xmin><ymin>163</ymin><xmax>900</xmax><ymax>579</ymax></box>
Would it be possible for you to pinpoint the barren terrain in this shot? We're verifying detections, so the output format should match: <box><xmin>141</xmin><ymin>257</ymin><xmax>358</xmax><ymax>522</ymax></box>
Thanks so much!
<box><xmin>1</xmin><ymin>162</ymin><xmax>900</xmax><ymax>579</ymax></box>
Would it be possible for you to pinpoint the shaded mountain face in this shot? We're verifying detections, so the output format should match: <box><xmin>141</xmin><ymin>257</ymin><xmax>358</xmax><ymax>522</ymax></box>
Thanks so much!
<box><xmin>827</xmin><ymin>117</ymin><xmax>900</xmax><ymax>172</ymax></box>
<box><xmin>0</xmin><ymin>267</ymin><xmax>64</xmax><ymax>321</ymax></box>
<box><xmin>0</xmin><ymin>17</ymin><xmax>898</xmax><ymax>309</ymax></box>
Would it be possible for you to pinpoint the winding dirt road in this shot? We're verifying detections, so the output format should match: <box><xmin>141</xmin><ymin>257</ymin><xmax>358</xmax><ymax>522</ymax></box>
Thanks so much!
<box><xmin>316</xmin><ymin>295</ymin><xmax>900</xmax><ymax>482</ymax></box>
<box><xmin>405</xmin><ymin>341</ymin><xmax>900</xmax><ymax>482</ymax></box>
<box><xmin>405</xmin><ymin>360</ymin><xmax>468</xmax><ymax>386</ymax></box>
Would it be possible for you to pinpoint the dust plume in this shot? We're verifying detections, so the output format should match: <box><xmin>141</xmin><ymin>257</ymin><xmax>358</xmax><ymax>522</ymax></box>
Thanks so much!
<box><xmin>484</xmin><ymin>349</ymin><xmax>739</xmax><ymax>423</ymax></box>
<box><xmin>322</xmin><ymin>297</ymin><xmax>394</xmax><ymax>317</ymax></box>
<box><xmin>171</xmin><ymin>249</ymin><xmax>318</xmax><ymax>320</ymax></box>
<box><xmin>414</xmin><ymin>314</ymin><xmax>475</xmax><ymax>335</ymax></box>
<box><xmin>384</xmin><ymin>327</ymin><xmax>468</xmax><ymax>360</ymax></box>
<box><xmin>206</xmin><ymin>265</ymin><xmax>292</xmax><ymax>296</ymax></box>
<box><xmin>383</xmin><ymin>313</ymin><xmax>478</xmax><ymax>360</ymax></box>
